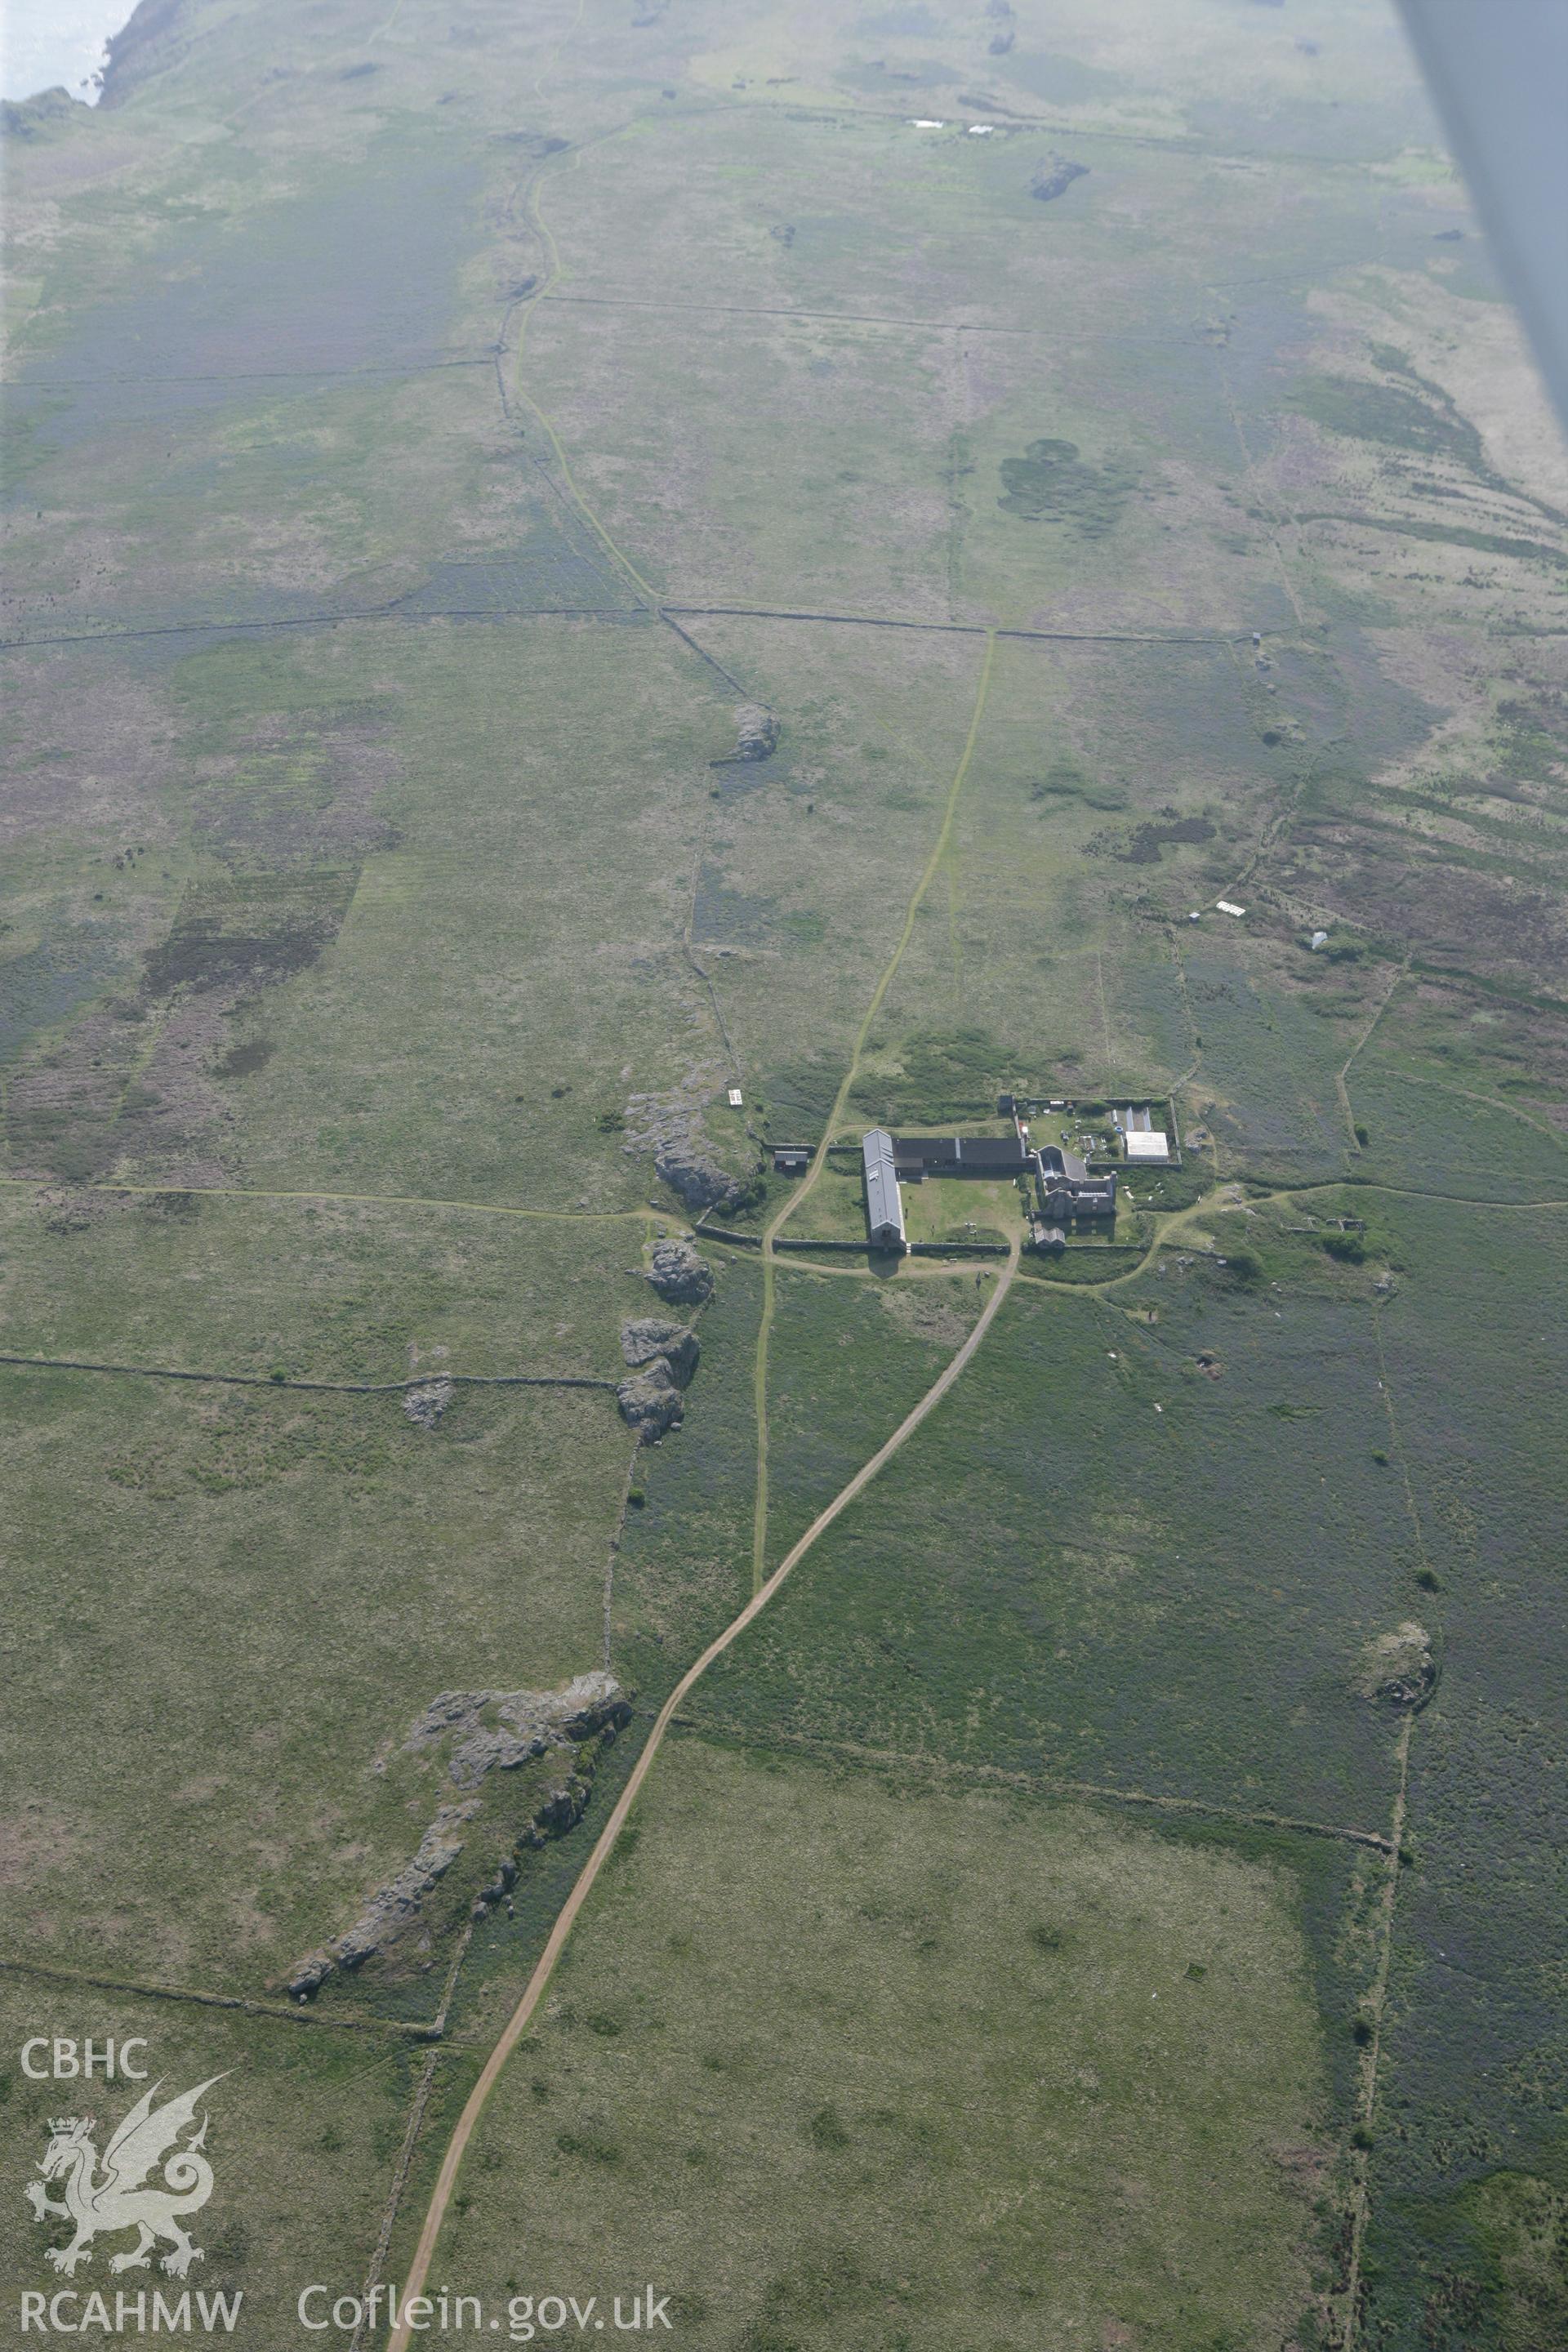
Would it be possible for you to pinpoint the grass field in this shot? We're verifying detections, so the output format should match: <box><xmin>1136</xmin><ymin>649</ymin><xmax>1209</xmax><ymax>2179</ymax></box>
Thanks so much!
<box><xmin>5</xmin><ymin>0</ymin><xmax>1568</xmax><ymax>2339</ymax></box>
<box><xmin>0</xmin><ymin>1361</ymin><xmax>630</xmax><ymax>1992</ymax></box>
<box><xmin>0</xmin><ymin>1974</ymin><xmax>432</xmax><ymax>2345</ymax></box>
<box><xmin>432</xmin><ymin>1737</ymin><xmax>1334</xmax><ymax>2352</ymax></box>
<box><xmin>699</xmin><ymin>1274</ymin><xmax>1411</xmax><ymax>1826</ymax></box>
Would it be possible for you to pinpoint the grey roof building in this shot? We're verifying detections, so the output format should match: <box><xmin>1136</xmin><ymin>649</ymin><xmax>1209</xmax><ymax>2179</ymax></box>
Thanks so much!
<box><xmin>862</xmin><ymin>1128</ymin><xmax>907</xmax><ymax>1251</ymax></box>
<box><xmin>892</xmin><ymin>1134</ymin><xmax>1031</xmax><ymax>1179</ymax></box>
<box><xmin>1034</xmin><ymin>1143</ymin><xmax>1117</xmax><ymax>1221</ymax></box>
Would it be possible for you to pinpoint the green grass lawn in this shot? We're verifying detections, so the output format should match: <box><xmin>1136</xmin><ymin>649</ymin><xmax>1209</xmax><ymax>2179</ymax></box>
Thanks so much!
<box><xmin>0</xmin><ymin>1973</ymin><xmax>428</xmax><ymax>2350</ymax></box>
<box><xmin>7</xmin><ymin>0</ymin><xmax>1568</xmax><ymax>2336</ymax></box>
<box><xmin>899</xmin><ymin>1171</ymin><xmax>1022</xmax><ymax>1247</ymax></box>
<box><xmin>0</xmin><ymin>1364</ymin><xmax>630</xmax><ymax>1993</ymax></box>
<box><xmin>697</xmin><ymin>1270</ymin><xmax>1413</xmax><ymax>1829</ymax></box>
<box><xmin>433</xmin><ymin>1736</ymin><xmax>1334</xmax><ymax>2352</ymax></box>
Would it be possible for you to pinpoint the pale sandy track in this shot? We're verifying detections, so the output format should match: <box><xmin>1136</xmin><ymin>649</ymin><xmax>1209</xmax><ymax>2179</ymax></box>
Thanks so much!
<box><xmin>385</xmin><ymin>1233</ymin><xmax>1018</xmax><ymax>2349</ymax></box>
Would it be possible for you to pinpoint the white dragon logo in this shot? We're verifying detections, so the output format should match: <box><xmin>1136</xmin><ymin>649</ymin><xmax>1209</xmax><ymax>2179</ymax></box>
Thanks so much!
<box><xmin>25</xmin><ymin>2075</ymin><xmax>226</xmax><ymax>2278</ymax></box>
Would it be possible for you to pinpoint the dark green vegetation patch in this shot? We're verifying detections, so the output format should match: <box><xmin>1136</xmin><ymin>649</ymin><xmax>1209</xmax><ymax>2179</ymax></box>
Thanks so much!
<box><xmin>1288</xmin><ymin>373</ymin><xmax>1487</xmax><ymax>470</ymax></box>
<box><xmin>997</xmin><ymin>438</ymin><xmax>1137</xmax><ymax>537</ymax></box>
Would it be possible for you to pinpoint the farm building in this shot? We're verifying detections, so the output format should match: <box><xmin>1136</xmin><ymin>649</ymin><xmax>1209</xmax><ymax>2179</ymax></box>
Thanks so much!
<box><xmin>892</xmin><ymin>1134</ymin><xmax>1031</xmax><ymax>1181</ymax></box>
<box><xmin>863</xmin><ymin>1124</ymin><xmax>1111</xmax><ymax>1245</ymax></box>
<box><xmin>773</xmin><ymin>1145</ymin><xmax>810</xmax><ymax>1174</ymax></box>
<box><xmin>862</xmin><ymin>1129</ymin><xmax>907</xmax><ymax>1251</ymax></box>
<box><xmin>1036</xmin><ymin>1144</ymin><xmax>1116</xmax><ymax>1220</ymax></box>
<box><xmin>1116</xmin><ymin>1105</ymin><xmax>1172</xmax><ymax>1164</ymax></box>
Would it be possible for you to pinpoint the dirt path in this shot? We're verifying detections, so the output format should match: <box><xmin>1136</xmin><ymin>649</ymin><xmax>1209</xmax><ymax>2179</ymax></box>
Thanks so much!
<box><xmin>1334</xmin><ymin>957</ymin><xmax>1406</xmax><ymax>1150</ymax></box>
<box><xmin>503</xmin><ymin>144</ymin><xmax>660</xmax><ymax>615</ymax></box>
<box><xmin>385</xmin><ymin>1233</ymin><xmax>1019</xmax><ymax>2350</ymax></box>
<box><xmin>750</xmin><ymin>629</ymin><xmax>998</xmax><ymax>1588</ymax></box>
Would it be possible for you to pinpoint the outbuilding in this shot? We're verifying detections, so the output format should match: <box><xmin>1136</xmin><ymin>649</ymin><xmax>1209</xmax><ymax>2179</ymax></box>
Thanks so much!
<box><xmin>1116</xmin><ymin>1105</ymin><xmax>1172</xmax><ymax>1165</ymax></box>
<box><xmin>892</xmin><ymin>1134</ymin><xmax>1031</xmax><ymax>1181</ymax></box>
<box><xmin>862</xmin><ymin>1129</ymin><xmax>907</xmax><ymax>1252</ymax></box>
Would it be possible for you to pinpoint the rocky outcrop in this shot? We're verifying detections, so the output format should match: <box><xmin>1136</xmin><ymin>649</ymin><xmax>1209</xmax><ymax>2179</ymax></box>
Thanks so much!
<box><xmin>333</xmin><ymin>1806</ymin><xmax>473</xmax><ymax>1967</ymax></box>
<box><xmin>621</xmin><ymin>1317</ymin><xmax>700</xmax><ymax>1388</ymax></box>
<box><xmin>288</xmin><ymin>1804</ymin><xmax>476</xmax><ymax>1996</ymax></box>
<box><xmin>625</xmin><ymin>1076</ymin><xmax>758</xmax><ymax>1217</ymax></box>
<box><xmin>1358</xmin><ymin>1623</ymin><xmax>1437</xmax><ymax>1710</ymax></box>
<box><xmin>404</xmin><ymin>1672</ymin><xmax>630</xmax><ymax>1775</ymax></box>
<box><xmin>287</xmin><ymin>1673</ymin><xmax>630</xmax><ymax>1998</ymax></box>
<box><xmin>985</xmin><ymin>0</ymin><xmax>1017</xmax><ymax>53</ymax></box>
<box><xmin>647</xmin><ymin>1237</ymin><xmax>714</xmax><ymax>1306</ymax></box>
<box><xmin>617</xmin><ymin>1361</ymin><xmax>684</xmax><ymax>1444</ymax></box>
<box><xmin>452</xmin><ymin>1727</ymin><xmax>558</xmax><ymax>1788</ymax></box>
<box><xmin>1</xmin><ymin>87</ymin><xmax>81</xmax><ymax>136</ymax></box>
<box><xmin>1031</xmin><ymin>156</ymin><xmax>1089</xmax><ymax>203</ymax></box>
<box><xmin>475</xmin><ymin>1773</ymin><xmax>594</xmax><ymax>1912</ymax></box>
<box><xmin>734</xmin><ymin>704</ymin><xmax>779</xmax><ymax>761</ymax></box>
<box><xmin>449</xmin><ymin>1675</ymin><xmax>630</xmax><ymax>1789</ymax></box>
<box><xmin>403</xmin><ymin>1378</ymin><xmax>453</xmax><ymax>1430</ymax></box>
<box><xmin>99</xmin><ymin>0</ymin><xmax>201</xmax><ymax>108</ymax></box>
<box><xmin>617</xmin><ymin>1320</ymin><xmax>699</xmax><ymax>1441</ymax></box>
<box><xmin>654</xmin><ymin>1131</ymin><xmax>751</xmax><ymax>1213</ymax></box>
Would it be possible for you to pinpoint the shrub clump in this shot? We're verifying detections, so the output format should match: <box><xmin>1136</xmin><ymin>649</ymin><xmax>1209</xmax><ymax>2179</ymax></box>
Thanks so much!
<box><xmin>998</xmin><ymin>438</ymin><xmax>1134</xmax><ymax>537</ymax></box>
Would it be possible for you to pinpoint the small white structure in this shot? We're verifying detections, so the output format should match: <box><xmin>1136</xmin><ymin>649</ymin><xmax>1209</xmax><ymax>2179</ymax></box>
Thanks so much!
<box><xmin>1116</xmin><ymin>1104</ymin><xmax>1172</xmax><ymax>1165</ymax></box>
<box><xmin>967</xmin><ymin>123</ymin><xmax>995</xmax><ymax>135</ymax></box>
<box><xmin>908</xmin><ymin>118</ymin><xmax>946</xmax><ymax>129</ymax></box>
<box><xmin>1215</xmin><ymin>899</ymin><xmax>1246</xmax><ymax>918</ymax></box>
<box><xmin>1188</xmin><ymin>910</ymin><xmax>1202</xmax><ymax>922</ymax></box>
<box><xmin>727</xmin><ymin>1087</ymin><xmax>743</xmax><ymax>1107</ymax></box>
<box><xmin>1310</xmin><ymin>929</ymin><xmax>1330</xmax><ymax>951</ymax></box>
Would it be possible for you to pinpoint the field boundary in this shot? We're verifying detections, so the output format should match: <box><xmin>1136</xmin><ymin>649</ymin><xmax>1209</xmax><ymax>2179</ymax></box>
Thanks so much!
<box><xmin>665</xmin><ymin>1715</ymin><xmax>1399</xmax><ymax>1852</ymax></box>
<box><xmin>664</xmin><ymin>602</ymin><xmax>1261</xmax><ymax>646</ymax></box>
<box><xmin>0</xmin><ymin>1353</ymin><xmax>614</xmax><ymax>1395</ymax></box>
<box><xmin>383</xmin><ymin>1233</ymin><xmax>1019</xmax><ymax>2352</ymax></box>
<box><xmin>1337</xmin><ymin>1716</ymin><xmax>1414</xmax><ymax>2349</ymax></box>
<box><xmin>347</xmin><ymin>2051</ymin><xmax>447</xmax><ymax>2352</ymax></box>
<box><xmin>0</xmin><ymin>604</ymin><xmax>642</xmax><ymax>655</ymax></box>
<box><xmin>0</xmin><ymin>1955</ymin><xmax>435</xmax><ymax>2041</ymax></box>
<box><xmin>0</xmin><ymin>1175</ymin><xmax>657</xmax><ymax>1223</ymax></box>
